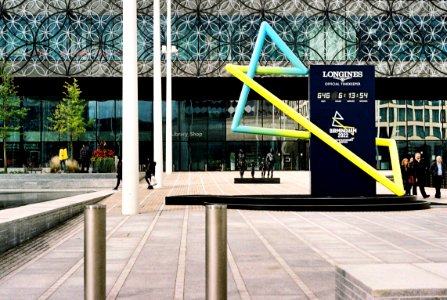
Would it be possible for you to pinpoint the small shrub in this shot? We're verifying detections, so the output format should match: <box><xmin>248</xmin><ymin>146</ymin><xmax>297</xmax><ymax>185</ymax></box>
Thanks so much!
<box><xmin>93</xmin><ymin>157</ymin><xmax>115</xmax><ymax>173</ymax></box>
<box><xmin>66</xmin><ymin>159</ymin><xmax>79</xmax><ymax>173</ymax></box>
<box><xmin>50</xmin><ymin>156</ymin><xmax>60</xmax><ymax>173</ymax></box>
<box><xmin>90</xmin><ymin>144</ymin><xmax>116</xmax><ymax>173</ymax></box>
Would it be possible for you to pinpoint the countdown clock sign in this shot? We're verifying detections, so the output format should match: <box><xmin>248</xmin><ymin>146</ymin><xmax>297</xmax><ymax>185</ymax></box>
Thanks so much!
<box><xmin>309</xmin><ymin>65</ymin><xmax>376</xmax><ymax>197</ymax></box>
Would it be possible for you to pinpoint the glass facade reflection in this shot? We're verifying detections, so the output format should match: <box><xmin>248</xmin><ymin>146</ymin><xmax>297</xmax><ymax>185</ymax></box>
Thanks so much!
<box><xmin>3</xmin><ymin>94</ymin><xmax>447</xmax><ymax>171</ymax></box>
<box><xmin>4</xmin><ymin>95</ymin><xmax>310</xmax><ymax>171</ymax></box>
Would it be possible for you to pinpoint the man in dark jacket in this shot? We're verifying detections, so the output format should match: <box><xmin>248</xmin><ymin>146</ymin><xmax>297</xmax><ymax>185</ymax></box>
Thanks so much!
<box><xmin>430</xmin><ymin>156</ymin><xmax>445</xmax><ymax>199</ymax></box>
<box><xmin>413</xmin><ymin>152</ymin><xmax>430</xmax><ymax>199</ymax></box>
<box><xmin>79</xmin><ymin>144</ymin><xmax>89</xmax><ymax>173</ymax></box>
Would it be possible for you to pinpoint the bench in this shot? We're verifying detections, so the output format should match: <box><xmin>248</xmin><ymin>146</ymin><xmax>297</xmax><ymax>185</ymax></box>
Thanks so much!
<box><xmin>24</xmin><ymin>166</ymin><xmax>43</xmax><ymax>173</ymax></box>
<box><xmin>234</xmin><ymin>177</ymin><xmax>280</xmax><ymax>184</ymax></box>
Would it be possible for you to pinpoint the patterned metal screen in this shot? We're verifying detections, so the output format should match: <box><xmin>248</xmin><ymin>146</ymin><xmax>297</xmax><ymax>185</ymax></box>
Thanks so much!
<box><xmin>1</xmin><ymin>0</ymin><xmax>447</xmax><ymax>77</ymax></box>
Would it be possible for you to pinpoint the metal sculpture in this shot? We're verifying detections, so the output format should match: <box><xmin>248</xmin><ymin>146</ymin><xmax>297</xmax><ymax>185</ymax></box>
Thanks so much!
<box><xmin>226</xmin><ymin>21</ymin><xmax>405</xmax><ymax>196</ymax></box>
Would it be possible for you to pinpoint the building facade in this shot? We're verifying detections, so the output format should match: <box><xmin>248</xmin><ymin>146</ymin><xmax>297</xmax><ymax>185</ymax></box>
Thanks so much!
<box><xmin>1</xmin><ymin>0</ymin><xmax>447</xmax><ymax>170</ymax></box>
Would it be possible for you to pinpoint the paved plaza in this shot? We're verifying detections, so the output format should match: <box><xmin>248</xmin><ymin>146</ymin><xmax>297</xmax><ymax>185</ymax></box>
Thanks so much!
<box><xmin>0</xmin><ymin>171</ymin><xmax>447</xmax><ymax>299</ymax></box>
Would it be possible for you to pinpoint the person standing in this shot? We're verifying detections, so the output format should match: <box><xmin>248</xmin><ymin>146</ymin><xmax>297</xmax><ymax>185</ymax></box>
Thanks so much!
<box><xmin>266</xmin><ymin>148</ymin><xmax>275</xmax><ymax>178</ymax></box>
<box><xmin>259</xmin><ymin>156</ymin><xmax>266</xmax><ymax>178</ymax></box>
<box><xmin>59</xmin><ymin>145</ymin><xmax>68</xmax><ymax>173</ymax></box>
<box><xmin>250</xmin><ymin>160</ymin><xmax>256</xmax><ymax>178</ymax></box>
<box><xmin>237</xmin><ymin>149</ymin><xmax>246</xmax><ymax>178</ymax></box>
<box><xmin>113</xmin><ymin>156</ymin><xmax>122</xmax><ymax>190</ymax></box>
<box><xmin>79</xmin><ymin>144</ymin><xmax>89</xmax><ymax>173</ymax></box>
<box><xmin>400</xmin><ymin>158</ymin><xmax>413</xmax><ymax>196</ymax></box>
<box><xmin>430</xmin><ymin>156</ymin><xmax>445</xmax><ymax>199</ymax></box>
<box><xmin>413</xmin><ymin>152</ymin><xmax>430</xmax><ymax>199</ymax></box>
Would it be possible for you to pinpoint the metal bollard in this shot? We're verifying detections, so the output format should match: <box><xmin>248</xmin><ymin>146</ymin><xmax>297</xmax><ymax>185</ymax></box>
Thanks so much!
<box><xmin>206</xmin><ymin>204</ymin><xmax>227</xmax><ymax>300</ymax></box>
<box><xmin>84</xmin><ymin>204</ymin><xmax>106</xmax><ymax>300</ymax></box>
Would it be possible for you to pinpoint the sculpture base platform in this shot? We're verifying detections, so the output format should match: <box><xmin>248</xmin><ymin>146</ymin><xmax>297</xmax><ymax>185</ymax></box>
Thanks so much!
<box><xmin>234</xmin><ymin>178</ymin><xmax>280</xmax><ymax>184</ymax></box>
<box><xmin>165</xmin><ymin>194</ymin><xmax>429</xmax><ymax>211</ymax></box>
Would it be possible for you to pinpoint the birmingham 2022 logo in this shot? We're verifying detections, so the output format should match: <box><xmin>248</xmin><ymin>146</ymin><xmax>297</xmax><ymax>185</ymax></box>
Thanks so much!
<box><xmin>329</xmin><ymin>111</ymin><xmax>357</xmax><ymax>144</ymax></box>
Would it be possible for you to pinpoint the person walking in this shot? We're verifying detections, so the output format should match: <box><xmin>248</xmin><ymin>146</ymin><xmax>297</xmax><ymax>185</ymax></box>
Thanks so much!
<box><xmin>413</xmin><ymin>152</ymin><xmax>430</xmax><ymax>199</ymax></box>
<box><xmin>430</xmin><ymin>156</ymin><xmax>445</xmax><ymax>199</ymax></box>
<box><xmin>145</xmin><ymin>159</ymin><xmax>157</xmax><ymax>189</ymax></box>
<box><xmin>113</xmin><ymin>156</ymin><xmax>122</xmax><ymax>190</ymax></box>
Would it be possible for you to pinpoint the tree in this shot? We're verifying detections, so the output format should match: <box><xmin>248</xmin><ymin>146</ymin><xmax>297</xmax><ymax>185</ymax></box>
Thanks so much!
<box><xmin>0</xmin><ymin>64</ymin><xmax>28</xmax><ymax>173</ymax></box>
<box><xmin>48</xmin><ymin>79</ymin><xmax>93</xmax><ymax>160</ymax></box>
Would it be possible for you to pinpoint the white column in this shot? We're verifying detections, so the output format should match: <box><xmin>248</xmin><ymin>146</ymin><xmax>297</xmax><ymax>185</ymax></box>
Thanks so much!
<box><xmin>153</xmin><ymin>0</ymin><xmax>164</xmax><ymax>187</ymax></box>
<box><xmin>165</xmin><ymin>0</ymin><xmax>173</xmax><ymax>174</ymax></box>
<box><xmin>122</xmin><ymin>0</ymin><xmax>139</xmax><ymax>215</ymax></box>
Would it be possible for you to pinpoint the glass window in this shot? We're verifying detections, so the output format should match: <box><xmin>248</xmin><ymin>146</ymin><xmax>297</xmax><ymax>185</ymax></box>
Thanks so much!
<box><xmin>23</xmin><ymin>98</ymin><xmax>41</xmax><ymax>142</ymax></box>
<box><xmin>432</xmin><ymin>109</ymin><xmax>440</xmax><ymax>123</ymax></box>
<box><xmin>42</xmin><ymin>100</ymin><xmax>59</xmax><ymax>142</ymax></box>
<box><xmin>397</xmin><ymin>126</ymin><xmax>406</xmax><ymax>137</ymax></box>
<box><xmin>116</xmin><ymin>100</ymin><xmax>122</xmax><ymax>141</ymax></box>
<box><xmin>174</xmin><ymin>141</ymin><xmax>191</xmax><ymax>171</ymax></box>
<box><xmin>380</xmin><ymin>108</ymin><xmax>387</xmax><ymax>122</ymax></box>
<box><xmin>389</xmin><ymin>108</ymin><xmax>394</xmax><ymax>122</ymax></box>
<box><xmin>407</xmin><ymin>126</ymin><xmax>414</xmax><ymax>137</ymax></box>
<box><xmin>207</xmin><ymin>142</ymin><xmax>224</xmax><ymax>171</ymax></box>
<box><xmin>424</xmin><ymin>107</ymin><xmax>430</xmax><ymax>122</ymax></box>
<box><xmin>185</xmin><ymin>100</ymin><xmax>207</xmax><ymax>141</ymax></box>
<box><xmin>307</xmin><ymin>16</ymin><xmax>356</xmax><ymax>61</ymax></box>
<box><xmin>398</xmin><ymin>108</ymin><xmax>406</xmax><ymax>122</ymax></box>
<box><xmin>139</xmin><ymin>100</ymin><xmax>152</xmax><ymax>142</ymax></box>
<box><xmin>86</xmin><ymin>101</ymin><xmax>98</xmax><ymax>141</ymax></box>
<box><xmin>97</xmin><ymin>100</ymin><xmax>115</xmax><ymax>141</ymax></box>
<box><xmin>176</xmin><ymin>101</ymin><xmax>189</xmax><ymax>142</ymax></box>
<box><xmin>433</xmin><ymin>127</ymin><xmax>442</xmax><ymax>139</ymax></box>
<box><xmin>172</xmin><ymin>100</ymin><xmax>181</xmax><ymax>142</ymax></box>
<box><xmin>208</xmin><ymin>100</ymin><xmax>225</xmax><ymax>141</ymax></box>
<box><xmin>416</xmin><ymin>126</ymin><xmax>424</xmax><ymax>138</ymax></box>
<box><xmin>415</xmin><ymin>109</ymin><xmax>423</xmax><ymax>121</ymax></box>
<box><xmin>406</xmin><ymin>107</ymin><xmax>413</xmax><ymax>121</ymax></box>
<box><xmin>414</xmin><ymin>100</ymin><xmax>424</xmax><ymax>106</ymax></box>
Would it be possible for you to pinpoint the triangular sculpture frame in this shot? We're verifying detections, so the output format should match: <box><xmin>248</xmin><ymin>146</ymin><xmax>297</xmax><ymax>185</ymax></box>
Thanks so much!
<box><xmin>226</xmin><ymin>21</ymin><xmax>405</xmax><ymax>196</ymax></box>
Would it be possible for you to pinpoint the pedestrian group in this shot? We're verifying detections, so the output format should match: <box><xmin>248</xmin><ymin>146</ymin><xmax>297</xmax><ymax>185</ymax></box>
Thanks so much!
<box><xmin>237</xmin><ymin>148</ymin><xmax>276</xmax><ymax>179</ymax></box>
<box><xmin>401</xmin><ymin>152</ymin><xmax>445</xmax><ymax>199</ymax></box>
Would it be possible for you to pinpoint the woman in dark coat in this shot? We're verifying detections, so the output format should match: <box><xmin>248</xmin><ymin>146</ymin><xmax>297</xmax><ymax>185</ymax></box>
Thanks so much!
<box><xmin>400</xmin><ymin>158</ymin><xmax>412</xmax><ymax>196</ymax></box>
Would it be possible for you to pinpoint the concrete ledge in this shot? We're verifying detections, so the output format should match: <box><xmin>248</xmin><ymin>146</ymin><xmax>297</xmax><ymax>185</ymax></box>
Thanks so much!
<box><xmin>234</xmin><ymin>177</ymin><xmax>280</xmax><ymax>184</ymax></box>
<box><xmin>0</xmin><ymin>173</ymin><xmax>145</xmax><ymax>189</ymax></box>
<box><xmin>0</xmin><ymin>190</ymin><xmax>113</xmax><ymax>253</ymax></box>
<box><xmin>336</xmin><ymin>263</ymin><xmax>447</xmax><ymax>299</ymax></box>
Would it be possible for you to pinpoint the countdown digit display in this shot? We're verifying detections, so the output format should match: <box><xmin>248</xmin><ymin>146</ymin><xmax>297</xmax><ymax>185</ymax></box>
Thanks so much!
<box><xmin>309</xmin><ymin>65</ymin><xmax>376</xmax><ymax>197</ymax></box>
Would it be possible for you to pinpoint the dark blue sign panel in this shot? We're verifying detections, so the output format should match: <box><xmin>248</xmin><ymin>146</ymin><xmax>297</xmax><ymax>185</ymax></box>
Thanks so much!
<box><xmin>309</xmin><ymin>65</ymin><xmax>376</xmax><ymax>197</ymax></box>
